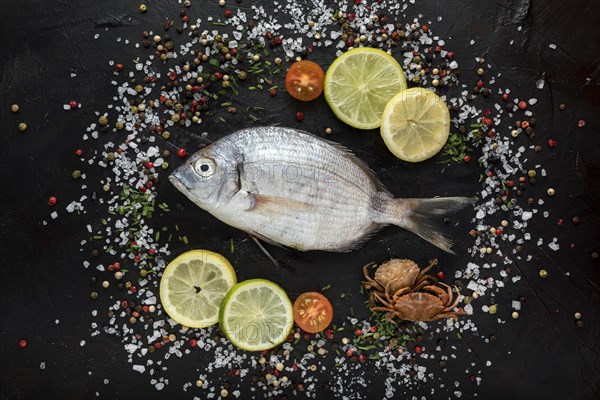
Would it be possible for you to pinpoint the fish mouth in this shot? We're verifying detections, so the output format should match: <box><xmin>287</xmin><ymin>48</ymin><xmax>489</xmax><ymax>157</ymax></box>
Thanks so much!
<box><xmin>168</xmin><ymin>171</ymin><xmax>189</xmax><ymax>193</ymax></box>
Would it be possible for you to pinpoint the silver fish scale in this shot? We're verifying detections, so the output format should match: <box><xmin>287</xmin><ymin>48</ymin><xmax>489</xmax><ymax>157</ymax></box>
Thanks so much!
<box><xmin>217</xmin><ymin>127</ymin><xmax>381</xmax><ymax>251</ymax></box>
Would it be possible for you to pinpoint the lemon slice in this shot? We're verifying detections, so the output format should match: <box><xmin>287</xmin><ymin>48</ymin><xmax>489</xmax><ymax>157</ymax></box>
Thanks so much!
<box><xmin>380</xmin><ymin>88</ymin><xmax>450</xmax><ymax>162</ymax></box>
<box><xmin>324</xmin><ymin>48</ymin><xmax>407</xmax><ymax>130</ymax></box>
<box><xmin>219</xmin><ymin>279</ymin><xmax>293</xmax><ymax>352</ymax></box>
<box><xmin>159</xmin><ymin>250</ymin><xmax>237</xmax><ymax>328</ymax></box>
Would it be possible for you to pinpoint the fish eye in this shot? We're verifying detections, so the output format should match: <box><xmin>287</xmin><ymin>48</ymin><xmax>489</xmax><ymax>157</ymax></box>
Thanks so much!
<box><xmin>194</xmin><ymin>158</ymin><xmax>216</xmax><ymax>177</ymax></box>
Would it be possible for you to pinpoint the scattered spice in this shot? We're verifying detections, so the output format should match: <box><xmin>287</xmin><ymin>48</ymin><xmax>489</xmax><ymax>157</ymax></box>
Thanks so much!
<box><xmin>44</xmin><ymin>1</ymin><xmax>584</xmax><ymax>398</ymax></box>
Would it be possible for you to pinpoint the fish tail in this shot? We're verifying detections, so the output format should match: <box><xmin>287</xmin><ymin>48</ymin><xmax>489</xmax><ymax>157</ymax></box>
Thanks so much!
<box><xmin>383</xmin><ymin>196</ymin><xmax>474</xmax><ymax>254</ymax></box>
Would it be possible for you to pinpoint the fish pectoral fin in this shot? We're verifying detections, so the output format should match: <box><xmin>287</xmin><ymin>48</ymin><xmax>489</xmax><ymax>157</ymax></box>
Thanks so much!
<box><xmin>248</xmin><ymin>194</ymin><xmax>314</xmax><ymax>213</ymax></box>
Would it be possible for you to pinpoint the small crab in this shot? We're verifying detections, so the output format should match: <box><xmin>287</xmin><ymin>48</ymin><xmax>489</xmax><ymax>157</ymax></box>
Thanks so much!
<box><xmin>362</xmin><ymin>258</ymin><xmax>468</xmax><ymax>322</ymax></box>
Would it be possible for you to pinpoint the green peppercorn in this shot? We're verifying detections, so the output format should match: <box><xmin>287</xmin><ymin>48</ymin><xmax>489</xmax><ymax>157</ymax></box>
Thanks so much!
<box><xmin>98</xmin><ymin>115</ymin><xmax>108</xmax><ymax>126</ymax></box>
<box><xmin>413</xmin><ymin>55</ymin><xmax>422</xmax><ymax>64</ymax></box>
<box><xmin>162</xmin><ymin>131</ymin><xmax>171</xmax><ymax>140</ymax></box>
<box><xmin>115</xmin><ymin>121</ymin><xmax>124</xmax><ymax>130</ymax></box>
<box><xmin>139</xmin><ymin>3</ymin><xmax>147</xmax><ymax>12</ymax></box>
<box><xmin>174</xmin><ymin>103</ymin><xmax>183</xmax><ymax>112</ymax></box>
<box><xmin>165</xmin><ymin>41</ymin><xmax>174</xmax><ymax>50</ymax></box>
<box><xmin>90</xmin><ymin>291</ymin><xmax>99</xmax><ymax>299</ymax></box>
<box><xmin>135</xmin><ymin>85</ymin><xmax>143</xmax><ymax>93</ymax></box>
<box><xmin>107</xmin><ymin>152</ymin><xmax>115</xmax><ymax>161</ymax></box>
<box><xmin>18</xmin><ymin>122</ymin><xmax>27</xmax><ymax>132</ymax></box>
<box><xmin>131</xmin><ymin>106</ymin><xmax>139</xmax><ymax>114</ymax></box>
<box><xmin>171</xmin><ymin>114</ymin><xmax>180</xmax><ymax>122</ymax></box>
<box><xmin>237</xmin><ymin>71</ymin><xmax>247</xmax><ymax>80</ymax></box>
<box><xmin>72</xmin><ymin>170</ymin><xmax>82</xmax><ymax>179</ymax></box>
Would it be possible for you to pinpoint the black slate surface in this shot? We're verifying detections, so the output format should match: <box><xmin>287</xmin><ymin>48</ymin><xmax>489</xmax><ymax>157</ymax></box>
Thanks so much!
<box><xmin>1</xmin><ymin>0</ymin><xmax>599</xmax><ymax>399</ymax></box>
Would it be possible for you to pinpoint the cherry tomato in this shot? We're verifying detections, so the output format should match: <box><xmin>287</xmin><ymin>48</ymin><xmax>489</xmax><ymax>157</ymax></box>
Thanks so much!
<box><xmin>285</xmin><ymin>60</ymin><xmax>324</xmax><ymax>101</ymax></box>
<box><xmin>293</xmin><ymin>292</ymin><xmax>333</xmax><ymax>333</ymax></box>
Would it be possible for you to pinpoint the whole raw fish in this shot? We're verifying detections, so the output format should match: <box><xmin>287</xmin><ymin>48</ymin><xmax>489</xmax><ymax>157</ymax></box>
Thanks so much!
<box><xmin>169</xmin><ymin>126</ymin><xmax>471</xmax><ymax>253</ymax></box>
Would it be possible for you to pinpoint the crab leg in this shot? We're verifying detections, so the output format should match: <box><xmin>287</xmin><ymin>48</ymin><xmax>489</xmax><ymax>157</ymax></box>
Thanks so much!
<box><xmin>362</xmin><ymin>263</ymin><xmax>386</xmax><ymax>293</ymax></box>
<box><xmin>421</xmin><ymin>285</ymin><xmax>449</xmax><ymax>304</ymax></box>
<box><xmin>437</xmin><ymin>282</ymin><xmax>454</xmax><ymax>307</ymax></box>
<box><xmin>431</xmin><ymin>312</ymin><xmax>462</xmax><ymax>321</ymax></box>
<box><xmin>383</xmin><ymin>278</ymin><xmax>401</xmax><ymax>304</ymax></box>
<box><xmin>415</xmin><ymin>258</ymin><xmax>438</xmax><ymax>283</ymax></box>
<box><xmin>391</xmin><ymin>287</ymin><xmax>411</xmax><ymax>303</ymax></box>
<box><xmin>441</xmin><ymin>286</ymin><xmax>464</xmax><ymax>312</ymax></box>
<box><xmin>372</xmin><ymin>292</ymin><xmax>395</xmax><ymax>309</ymax></box>
<box><xmin>412</xmin><ymin>279</ymin><xmax>437</xmax><ymax>293</ymax></box>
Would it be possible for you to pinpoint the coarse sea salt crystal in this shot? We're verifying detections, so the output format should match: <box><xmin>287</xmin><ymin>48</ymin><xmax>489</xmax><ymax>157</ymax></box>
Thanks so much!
<box><xmin>133</xmin><ymin>365</ymin><xmax>146</xmax><ymax>373</ymax></box>
<box><xmin>536</xmin><ymin>79</ymin><xmax>545</xmax><ymax>89</ymax></box>
<box><xmin>512</xmin><ymin>301</ymin><xmax>521</xmax><ymax>310</ymax></box>
<box><xmin>549</xmin><ymin>43</ymin><xmax>557</xmax><ymax>49</ymax></box>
